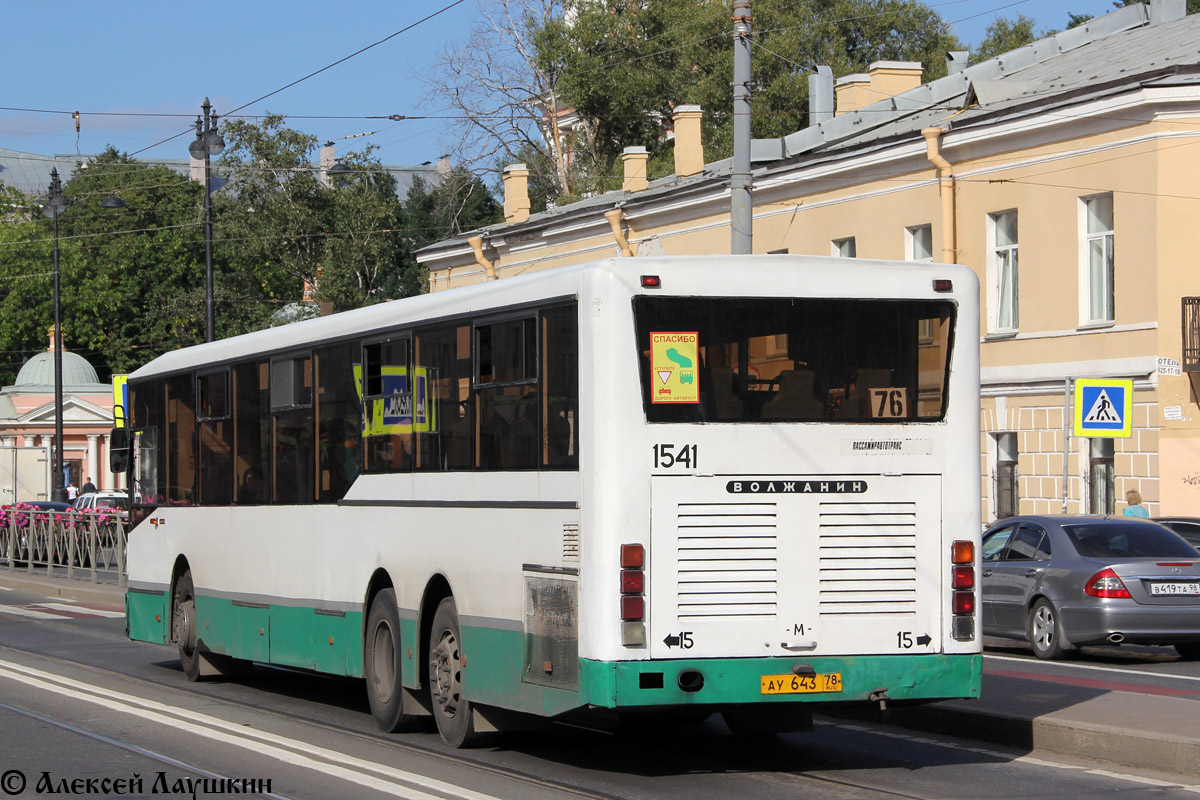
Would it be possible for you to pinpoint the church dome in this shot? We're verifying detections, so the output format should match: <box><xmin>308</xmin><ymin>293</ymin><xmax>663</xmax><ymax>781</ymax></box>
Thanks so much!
<box><xmin>13</xmin><ymin>327</ymin><xmax>101</xmax><ymax>387</ymax></box>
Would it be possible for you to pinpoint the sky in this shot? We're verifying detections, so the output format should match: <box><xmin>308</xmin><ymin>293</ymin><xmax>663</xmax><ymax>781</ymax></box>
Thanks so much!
<box><xmin>0</xmin><ymin>0</ymin><xmax>1119</xmax><ymax>176</ymax></box>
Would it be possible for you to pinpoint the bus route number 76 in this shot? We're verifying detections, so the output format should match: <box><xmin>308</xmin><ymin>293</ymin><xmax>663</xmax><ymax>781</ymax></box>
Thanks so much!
<box><xmin>653</xmin><ymin>444</ymin><xmax>698</xmax><ymax>470</ymax></box>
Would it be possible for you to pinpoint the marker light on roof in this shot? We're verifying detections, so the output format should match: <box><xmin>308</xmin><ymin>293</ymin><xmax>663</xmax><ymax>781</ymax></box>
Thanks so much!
<box><xmin>933</xmin><ymin>279</ymin><xmax>953</xmax><ymax>292</ymax></box>
<box><xmin>641</xmin><ymin>275</ymin><xmax>661</xmax><ymax>288</ymax></box>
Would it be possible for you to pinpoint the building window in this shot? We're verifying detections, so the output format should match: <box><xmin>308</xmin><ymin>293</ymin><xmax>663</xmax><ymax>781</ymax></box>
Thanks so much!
<box><xmin>1089</xmin><ymin>437</ymin><xmax>1114</xmax><ymax>515</ymax></box>
<box><xmin>832</xmin><ymin>237</ymin><xmax>856</xmax><ymax>258</ymax></box>
<box><xmin>1083</xmin><ymin>194</ymin><xmax>1114</xmax><ymax>323</ymax></box>
<box><xmin>995</xmin><ymin>432</ymin><xmax>1018</xmax><ymax>520</ymax></box>
<box><xmin>906</xmin><ymin>224</ymin><xmax>933</xmax><ymax>262</ymax></box>
<box><xmin>989</xmin><ymin>211</ymin><xmax>1019</xmax><ymax>332</ymax></box>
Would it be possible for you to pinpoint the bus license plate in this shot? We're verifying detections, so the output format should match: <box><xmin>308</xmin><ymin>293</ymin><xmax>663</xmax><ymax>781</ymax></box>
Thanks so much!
<box><xmin>760</xmin><ymin>672</ymin><xmax>842</xmax><ymax>695</ymax></box>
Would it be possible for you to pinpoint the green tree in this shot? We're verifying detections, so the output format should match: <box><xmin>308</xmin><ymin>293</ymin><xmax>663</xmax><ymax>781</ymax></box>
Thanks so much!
<box><xmin>539</xmin><ymin>0</ymin><xmax>961</xmax><ymax>198</ymax></box>
<box><xmin>971</xmin><ymin>14</ymin><xmax>1043</xmax><ymax>63</ymax></box>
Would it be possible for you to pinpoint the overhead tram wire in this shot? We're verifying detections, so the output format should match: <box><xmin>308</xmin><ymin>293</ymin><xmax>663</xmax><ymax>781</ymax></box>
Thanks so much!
<box><xmin>124</xmin><ymin>0</ymin><xmax>467</xmax><ymax>159</ymax></box>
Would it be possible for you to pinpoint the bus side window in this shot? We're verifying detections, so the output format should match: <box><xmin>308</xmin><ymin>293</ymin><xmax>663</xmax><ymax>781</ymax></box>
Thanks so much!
<box><xmin>415</xmin><ymin>324</ymin><xmax>474</xmax><ymax>472</ymax></box>
<box><xmin>542</xmin><ymin>304</ymin><xmax>578</xmax><ymax>469</ymax></box>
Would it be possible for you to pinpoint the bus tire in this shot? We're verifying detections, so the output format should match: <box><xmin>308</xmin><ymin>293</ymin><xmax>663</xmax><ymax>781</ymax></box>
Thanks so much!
<box><xmin>428</xmin><ymin>597</ymin><xmax>481</xmax><ymax>748</ymax></box>
<box><xmin>173</xmin><ymin>570</ymin><xmax>223</xmax><ymax>681</ymax></box>
<box><xmin>365</xmin><ymin>588</ymin><xmax>425</xmax><ymax>733</ymax></box>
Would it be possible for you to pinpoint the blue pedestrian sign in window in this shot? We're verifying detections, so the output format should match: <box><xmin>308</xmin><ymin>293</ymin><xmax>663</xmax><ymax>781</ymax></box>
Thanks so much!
<box><xmin>1073</xmin><ymin>379</ymin><xmax>1133</xmax><ymax>438</ymax></box>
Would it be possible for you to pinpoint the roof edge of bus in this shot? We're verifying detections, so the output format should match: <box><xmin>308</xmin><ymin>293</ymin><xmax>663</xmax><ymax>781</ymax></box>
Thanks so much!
<box><xmin>127</xmin><ymin>255</ymin><xmax>975</xmax><ymax>381</ymax></box>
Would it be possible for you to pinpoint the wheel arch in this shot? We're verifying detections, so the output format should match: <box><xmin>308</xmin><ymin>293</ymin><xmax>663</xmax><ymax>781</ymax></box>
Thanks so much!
<box><xmin>168</xmin><ymin>555</ymin><xmax>192</xmax><ymax>639</ymax></box>
<box><xmin>361</xmin><ymin>568</ymin><xmax>395</xmax><ymax>645</ymax></box>
<box><xmin>418</xmin><ymin>573</ymin><xmax>454</xmax><ymax>687</ymax></box>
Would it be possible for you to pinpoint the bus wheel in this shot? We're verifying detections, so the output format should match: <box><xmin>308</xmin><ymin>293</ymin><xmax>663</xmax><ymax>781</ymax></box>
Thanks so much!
<box><xmin>428</xmin><ymin>597</ymin><xmax>481</xmax><ymax>748</ymax></box>
<box><xmin>365</xmin><ymin>588</ymin><xmax>426</xmax><ymax>732</ymax></box>
<box><xmin>172</xmin><ymin>571</ymin><xmax>235</xmax><ymax>681</ymax></box>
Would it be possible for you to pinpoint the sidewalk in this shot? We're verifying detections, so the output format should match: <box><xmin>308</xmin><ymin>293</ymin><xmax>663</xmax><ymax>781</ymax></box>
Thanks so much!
<box><xmin>0</xmin><ymin>567</ymin><xmax>124</xmax><ymax>607</ymax></box>
<box><xmin>841</xmin><ymin>664</ymin><xmax>1200</xmax><ymax>779</ymax></box>
<box><xmin>2</xmin><ymin>569</ymin><xmax>1197</xmax><ymax>778</ymax></box>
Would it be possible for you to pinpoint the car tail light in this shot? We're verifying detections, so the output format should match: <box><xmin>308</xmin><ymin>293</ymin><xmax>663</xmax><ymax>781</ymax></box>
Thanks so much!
<box><xmin>621</xmin><ymin>544</ymin><xmax>646</xmax><ymax>646</ymax></box>
<box><xmin>1085</xmin><ymin>568</ymin><xmax>1131</xmax><ymax>598</ymax></box>
<box><xmin>952</xmin><ymin>565</ymin><xmax>974</xmax><ymax>589</ymax></box>
<box><xmin>951</xmin><ymin>540</ymin><xmax>976</xmax><ymax>641</ymax></box>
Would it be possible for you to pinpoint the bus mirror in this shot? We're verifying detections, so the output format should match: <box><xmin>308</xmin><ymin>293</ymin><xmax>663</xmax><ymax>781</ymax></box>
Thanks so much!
<box><xmin>110</xmin><ymin>428</ymin><xmax>130</xmax><ymax>473</ymax></box>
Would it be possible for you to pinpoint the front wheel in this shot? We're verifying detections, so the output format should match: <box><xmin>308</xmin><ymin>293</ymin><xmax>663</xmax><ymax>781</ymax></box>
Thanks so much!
<box><xmin>428</xmin><ymin>597</ymin><xmax>482</xmax><ymax>748</ymax></box>
<box><xmin>365</xmin><ymin>588</ymin><xmax>427</xmax><ymax>733</ymax></box>
<box><xmin>1028</xmin><ymin>598</ymin><xmax>1073</xmax><ymax>660</ymax></box>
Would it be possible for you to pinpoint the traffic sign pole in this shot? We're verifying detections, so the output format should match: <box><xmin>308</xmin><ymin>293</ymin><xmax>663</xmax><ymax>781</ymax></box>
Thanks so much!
<box><xmin>1061</xmin><ymin>378</ymin><xmax>1072</xmax><ymax>514</ymax></box>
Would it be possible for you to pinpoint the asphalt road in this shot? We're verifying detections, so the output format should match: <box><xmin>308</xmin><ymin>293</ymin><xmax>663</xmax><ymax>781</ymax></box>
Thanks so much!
<box><xmin>0</xmin><ymin>584</ymin><xmax>1198</xmax><ymax>799</ymax></box>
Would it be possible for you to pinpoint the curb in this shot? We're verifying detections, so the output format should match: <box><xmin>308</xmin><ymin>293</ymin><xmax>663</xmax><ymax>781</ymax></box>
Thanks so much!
<box><xmin>875</xmin><ymin>701</ymin><xmax>1200</xmax><ymax>779</ymax></box>
<box><xmin>0</xmin><ymin>570</ymin><xmax>125</xmax><ymax>608</ymax></box>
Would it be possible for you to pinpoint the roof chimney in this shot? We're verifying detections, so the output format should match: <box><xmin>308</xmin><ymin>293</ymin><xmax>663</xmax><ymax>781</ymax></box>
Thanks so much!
<box><xmin>868</xmin><ymin>61</ymin><xmax>923</xmax><ymax>98</ymax></box>
<box><xmin>809</xmin><ymin>66</ymin><xmax>834</xmax><ymax>126</ymax></box>
<box><xmin>622</xmin><ymin>146</ymin><xmax>649</xmax><ymax>192</ymax></box>
<box><xmin>1151</xmin><ymin>0</ymin><xmax>1185</xmax><ymax>24</ymax></box>
<box><xmin>319</xmin><ymin>142</ymin><xmax>335</xmax><ymax>188</ymax></box>
<box><xmin>501</xmin><ymin>163</ymin><xmax>530</xmax><ymax>224</ymax></box>
<box><xmin>671</xmin><ymin>106</ymin><xmax>704</xmax><ymax>177</ymax></box>
<box><xmin>835</xmin><ymin>74</ymin><xmax>871</xmax><ymax>116</ymax></box>
<box><xmin>945</xmin><ymin>51</ymin><xmax>969</xmax><ymax>76</ymax></box>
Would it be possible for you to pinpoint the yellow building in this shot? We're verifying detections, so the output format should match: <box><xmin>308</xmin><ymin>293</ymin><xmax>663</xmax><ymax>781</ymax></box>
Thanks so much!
<box><xmin>417</xmin><ymin>2</ymin><xmax>1200</xmax><ymax>523</ymax></box>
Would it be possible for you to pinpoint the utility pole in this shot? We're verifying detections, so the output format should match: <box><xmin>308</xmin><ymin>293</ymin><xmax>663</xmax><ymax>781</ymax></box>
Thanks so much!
<box><xmin>731</xmin><ymin>1</ymin><xmax>753</xmax><ymax>255</ymax></box>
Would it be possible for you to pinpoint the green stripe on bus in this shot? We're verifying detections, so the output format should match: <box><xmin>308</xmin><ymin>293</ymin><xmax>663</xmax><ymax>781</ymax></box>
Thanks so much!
<box><xmin>579</xmin><ymin>654</ymin><xmax>982</xmax><ymax>708</ymax></box>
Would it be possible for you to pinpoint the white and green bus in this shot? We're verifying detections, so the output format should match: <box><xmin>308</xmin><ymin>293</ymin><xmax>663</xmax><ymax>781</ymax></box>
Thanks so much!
<box><xmin>118</xmin><ymin>255</ymin><xmax>982</xmax><ymax>746</ymax></box>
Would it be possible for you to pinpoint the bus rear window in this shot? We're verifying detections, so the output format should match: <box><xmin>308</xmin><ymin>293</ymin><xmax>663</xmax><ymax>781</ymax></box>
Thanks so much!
<box><xmin>634</xmin><ymin>296</ymin><xmax>954</xmax><ymax>423</ymax></box>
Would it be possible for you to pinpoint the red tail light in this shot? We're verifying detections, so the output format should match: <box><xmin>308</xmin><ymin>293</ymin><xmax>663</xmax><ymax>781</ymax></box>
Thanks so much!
<box><xmin>620</xmin><ymin>569</ymin><xmax>644</xmax><ymax>594</ymax></box>
<box><xmin>1085</xmin><ymin>568</ymin><xmax>1131</xmax><ymax>598</ymax></box>
<box><xmin>952</xmin><ymin>565</ymin><xmax>974</xmax><ymax>590</ymax></box>
<box><xmin>953</xmin><ymin>591</ymin><xmax>975</xmax><ymax>615</ymax></box>
<box><xmin>620</xmin><ymin>596</ymin><xmax>644</xmax><ymax>621</ymax></box>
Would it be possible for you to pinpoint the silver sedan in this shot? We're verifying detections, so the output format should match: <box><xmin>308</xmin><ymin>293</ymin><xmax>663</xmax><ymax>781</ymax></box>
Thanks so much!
<box><xmin>981</xmin><ymin>515</ymin><xmax>1200</xmax><ymax>660</ymax></box>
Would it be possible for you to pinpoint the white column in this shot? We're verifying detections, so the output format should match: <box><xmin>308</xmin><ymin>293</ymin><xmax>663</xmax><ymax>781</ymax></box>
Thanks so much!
<box><xmin>86</xmin><ymin>434</ymin><xmax>98</xmax><ymax>491</ymax></box>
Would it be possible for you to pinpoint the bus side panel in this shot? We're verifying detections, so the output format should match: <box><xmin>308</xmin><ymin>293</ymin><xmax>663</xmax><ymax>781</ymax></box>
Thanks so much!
<box><xmin>270</xmin><ymin>605</ymin><xmax>360</xmax><ymax>676</ymax></box>
<box><xmin>125</xmin><ymin>588</ymin><xmax>169</xmax><ymax>645</ymax></box>
<box><xmin>196</xmin><ymin>595</ymin><xmax>270</xmax><ymax>663</ymax></box>
<box><xmin>460</xmin><ymin>620</ymin><xmax>583</xmax><ymax>717</ymax></box>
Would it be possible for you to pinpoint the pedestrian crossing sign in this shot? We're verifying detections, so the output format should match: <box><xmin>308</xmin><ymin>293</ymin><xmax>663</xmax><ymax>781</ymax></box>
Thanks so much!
<box><xmin>1073</xmin><ymin>378</ymin><xmax>1133</xmax><ymax>438</ymax></box>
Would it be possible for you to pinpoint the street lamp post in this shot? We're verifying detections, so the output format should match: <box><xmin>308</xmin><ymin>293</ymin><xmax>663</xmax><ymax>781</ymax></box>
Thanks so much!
<box><xmin>42</xmin><ymin>169</ymin><xmax>125</xmax><ymax>502</ymax></box>
<box><xmin>43</xmin><ymin>169</ymin><xmax>67</xmax><ymax>502</ymax></box>
<box><xmin>189</xmin><ymin>97</ymin><xmax>225</xmax><ymax>343</ymax></box>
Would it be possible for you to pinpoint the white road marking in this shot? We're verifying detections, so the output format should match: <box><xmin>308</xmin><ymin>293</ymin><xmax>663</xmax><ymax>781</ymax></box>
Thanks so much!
<box><xmin>38</xmin><ymin>602</ymin><xmax>124</xmax><ymax>618</ymax></box>
<box><xmin>0</xmin><ymin>659</ymin><xmax>502</xmax><ymax>800</ymax></box>
<box><xmin>0</xmin><ymin>605</ymin><xmax>63</xmax><ymax>620</ymax></box>
<box><xmin>985</xmin><ymin>652</ymin><xmax>1200</xmax><ymax>684</ymax></box>
<box><xmin>817</xmin><ymin>719</ymin><xmax>1200</xmax><ymax>793</ymax></box>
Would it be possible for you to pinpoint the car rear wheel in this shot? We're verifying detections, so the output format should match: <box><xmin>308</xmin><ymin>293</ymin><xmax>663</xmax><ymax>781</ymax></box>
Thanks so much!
<box><xmin>1175</xmin><ymin>642</ymin><xmax>1200</xmax><ymax>660</ymax></box>
<box><xmin>1028</xmin><ymin>598</ymin><xmax>1074</xmax><ymax>660</ymax></box>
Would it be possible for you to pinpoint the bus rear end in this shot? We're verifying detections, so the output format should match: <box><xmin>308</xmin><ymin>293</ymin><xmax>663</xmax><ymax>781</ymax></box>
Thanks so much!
<box><xmin>578</xmin><ymin>256</ymin><xmax>981</xmax><ymax>727</ymax></box>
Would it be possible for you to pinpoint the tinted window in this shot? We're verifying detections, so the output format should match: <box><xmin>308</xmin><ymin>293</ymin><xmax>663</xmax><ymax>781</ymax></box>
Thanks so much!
<box><xmin>634</xmin><ymin>296</ymin><xmax>954</xmax><ymax>423</ymax></box>
<box><xmin>982</xmin><ymin>527</ymin><xmax>1015</xmax><ymax>561</ymax></box>
<box><xmin>1063</xmin><ymin>523</ymin><xmax>1200</xmax><ymax>558</ymax></box>
<box><xmin>1005</xmin><ymin>526</ymin><xmax>1049</xmax><ymax>561</ymax></box>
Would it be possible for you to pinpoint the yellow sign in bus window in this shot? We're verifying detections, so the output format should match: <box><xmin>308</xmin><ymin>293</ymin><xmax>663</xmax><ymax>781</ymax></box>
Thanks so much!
<box><xmin>650</xmin><ymin>332</ymin><xmax>699</xmax><ymax>404</ymax></box>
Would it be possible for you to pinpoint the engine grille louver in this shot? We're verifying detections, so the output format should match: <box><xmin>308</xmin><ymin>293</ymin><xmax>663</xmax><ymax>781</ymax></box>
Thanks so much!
<box><xmin>818</xmin><ymin>501</ymin><xmax>918</xmax><ymax>615</ymax></box>
<box><xmin>674</xmin><ymin>502</ymin><xmax>778</xmax><ymax>619</ymax></box>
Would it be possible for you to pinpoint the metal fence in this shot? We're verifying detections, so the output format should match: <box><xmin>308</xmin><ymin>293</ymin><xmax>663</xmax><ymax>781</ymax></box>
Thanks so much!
<box><xmin>0</xmin><ymin>510</ymin><xmax>126</xmax><ymax>585</ymax></box>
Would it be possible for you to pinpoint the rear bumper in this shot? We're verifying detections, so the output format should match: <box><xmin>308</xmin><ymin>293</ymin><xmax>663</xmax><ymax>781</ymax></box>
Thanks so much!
<box><xmin>1060</xmin><ymin>602</ymin><xmax>1200</xmax><ymax>646</ymax></box>
<box><xmin>579</xmin><ymin>653</ymin><xmax>982</xmax><ymax>709</ymax></box>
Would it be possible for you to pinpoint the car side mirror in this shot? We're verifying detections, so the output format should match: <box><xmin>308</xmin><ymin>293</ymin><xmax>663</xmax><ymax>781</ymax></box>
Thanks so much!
<box><xmin>110</xmin><ymin>427</ymin><xmax>130</xmax><ymax>474</ymax></box>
